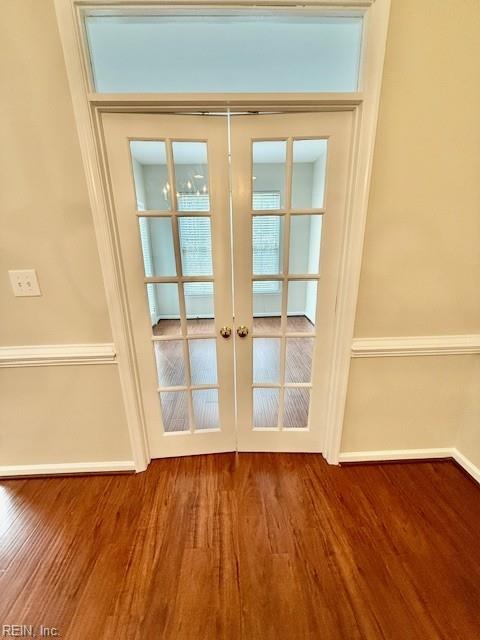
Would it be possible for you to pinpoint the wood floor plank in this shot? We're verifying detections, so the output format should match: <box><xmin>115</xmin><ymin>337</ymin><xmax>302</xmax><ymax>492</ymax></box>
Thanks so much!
<box><xmin>0</xmin><ymin>455</ymin><xmax>478</xmax><ymax>639</ymax></box>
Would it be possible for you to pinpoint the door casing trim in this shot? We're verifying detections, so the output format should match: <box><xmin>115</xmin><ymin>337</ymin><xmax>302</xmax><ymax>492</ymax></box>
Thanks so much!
<box><xmin>54</xmin><ymin>0</ymin><xmax>391</xmax><ymax>470</ymax></box>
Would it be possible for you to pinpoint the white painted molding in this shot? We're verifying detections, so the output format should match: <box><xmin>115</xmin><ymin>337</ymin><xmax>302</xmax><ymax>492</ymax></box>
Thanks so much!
<box><xmin>339</xmin><ymin>448</ymin><xmax>455</xmax><ymax>463</ymax></box>
<box><xmin>352</xmin><ymin>334</ymin><xmax>480</xmax><ymax>358</ymax></box>
<box><xmin>322</xmin><ymin>0</ymin><xmax>391</xmax><ymax>465</ymax></box>
<box><xmin>339</xmin><ymin>447</ymin><xmax>480</xmax><ymax>486</ymax></box>
<box><xmin>453</xmin><ymin>449</ymin><xmax>480</xmax><ymax>486</ymax></box>
<box><xmin>0</xmin><ymin>343</ymin><xmax>116</xmax><ymax>368</ymax></box>
<box><xmin>71</xmin><ymin>0</ymin><xmax>374</xmax><ymax>8</ymax></box>
<box><xmin>55</xmin><ymin>0</ymin><xmax>151</xmax><ymax>472</ymax></box>
<box><xmin>0</xmin><ymin>460</ymin><xmax>135</xmax><ymax>478</ymax></box>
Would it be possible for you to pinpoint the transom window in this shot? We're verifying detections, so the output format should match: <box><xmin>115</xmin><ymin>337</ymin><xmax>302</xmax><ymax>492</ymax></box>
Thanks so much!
<box><xmin>85</xmin><ymin>13</ymin><xmax>363</xmax><ymax>93</ymax></box>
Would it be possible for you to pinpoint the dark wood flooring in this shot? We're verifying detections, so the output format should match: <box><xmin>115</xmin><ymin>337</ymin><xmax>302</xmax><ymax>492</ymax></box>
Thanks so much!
<box><xmin>1</xmin><ymin>454</ymin><xmax>479</xmax><ymax>639</ymax></box>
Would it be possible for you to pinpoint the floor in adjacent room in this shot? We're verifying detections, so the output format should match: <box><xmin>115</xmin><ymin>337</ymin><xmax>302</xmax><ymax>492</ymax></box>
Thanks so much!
<box><xmin>0</xmin><ymin>454</ymin><xmax>479</xmax><ymax>639</ymax></box>
<box><xmin>154</xmin><ymin>316</ymin><xmax>315</xmax><ymax>431</ymax></box>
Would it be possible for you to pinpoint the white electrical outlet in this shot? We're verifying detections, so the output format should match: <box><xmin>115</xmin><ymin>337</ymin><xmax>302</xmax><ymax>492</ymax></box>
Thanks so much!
<box><xmin>8</xmin><ymin>269</ymin><xmax>41</xmax><ymax>297</ymax></box>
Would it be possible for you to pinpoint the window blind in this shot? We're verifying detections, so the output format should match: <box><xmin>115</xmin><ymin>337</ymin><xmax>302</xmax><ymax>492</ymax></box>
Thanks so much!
<box><xmin>177</xmin><ymin>193</ymin><xmax>210</xmax><ymax>212</ymax></box>
<box><xmin>253</xmin><ymin>191</ymin><xmax>281</xmax><ymax>211</ymax></box>
<box><xmin>252</xmin><ymin>192</ymin><xmax>281</xmax><ymax>293</ymax></box>
<box><xmin>176</xmin><ymin>191</ymin><xmax>281</xmax><ymax>295</ymax></box>
<box><xmin>138</xmin><ymin>215</ymin><xmax>159</xmax><ymax>323</ymax></box>
<box><xmin>178</xmin><ymin>208</ymin><xmax>212</xmax><ymax>295</ymax></box>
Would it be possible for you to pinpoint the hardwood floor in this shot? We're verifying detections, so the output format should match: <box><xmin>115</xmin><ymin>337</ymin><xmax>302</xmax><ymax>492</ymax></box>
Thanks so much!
<box><xmin>152</xmin><ymin>315</ymin><xmax>314</xmax><ymax>336</ymax></box>
<box><xmin>0</xmin><ymin>455</ymin><xmax>479</xmax><ymax>639</ymax></box>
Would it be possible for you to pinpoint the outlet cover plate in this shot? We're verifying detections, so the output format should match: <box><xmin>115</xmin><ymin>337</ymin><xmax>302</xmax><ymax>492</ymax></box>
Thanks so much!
<box><xmin>9</xmin><ymin>269</ymin><xmax>41</xmax><ymax>297</ymax></box>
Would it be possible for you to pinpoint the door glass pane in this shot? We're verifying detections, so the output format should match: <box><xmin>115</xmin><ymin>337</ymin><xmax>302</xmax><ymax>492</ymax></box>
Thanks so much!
<box><xmin>87</xmin><ymin>15</ymin><xmax>362</xmax><ymax>93</ymax></box>
<box><xmin>130</xmin><ymin>141</ymin><xmax>171</xmax><ymax>211</ymax></box>
<box><xmin>253</xmin><ymin>388</ymin><xmax>279</xmax><ymax>429</ymax></box>
<box><xmin>253</xmin><ymin>338</ymin><xmax>280</xmax><ymax>384</ymax></box>
<box><xmin>160</xmin><ymin>391</ymin><xmax>189</xmax><ymax>432</ymax></box>
<box><xmin>252</xmin><ymin>280</ymin><xmax>282</xmax><ymax>334</ymax></box>
<box><xmin>189</xmin><ymin>339</ymin><xmax>217</xmax><ymax>385</ymax></box>
<box><xmin>285</xmin><ymin>338</ymin><xmax>314</xmax><ymax>383</ymax></box>
<box><xmin>192</xmin><ymin>389</ymin><xmax>219</xmax><ymax>430</ymax></box>
<box><xmin>292</xmin><ymin>140</ymin><xmax>328</xmax><ymax>209</ymax></box>
<box><xmin>287</xmin><ymin>280</ymin><xmax>317</xmax><ymax>333</ymax></box>
<box><xmin>138</xmin><ymin>217</ymin><xmax>176</xmax><ymax>277</ymax></box>
<box><xmin>289</xmin><ymin>215</ymin><xmax>322</xmax><ymax>275</ymax></box>
<box><xmin>284</xmin><ymin>388</ymin><xmax>310</xmax><ymax>428</ymax></box>
<box><xmin>178</xmin><ymin>217</ymin><xmax>213</xmax><ymax>276</ymax></box>
<box><xmin>184</xmin><ymin>282</ymin><xmax>215</xmax><ymax>334</ymax></box>
<box><xmin>252</xmin><ymin>216</ymin><xmax>284</xmax><ymax>275</ymax></box>
<box><xmin>252</xmin><ymin>141</ymin><xmax>286</xmax><ymax>210</ymax></box>
<box><xmin>172</xmin><ymin>142</ymin><xmax>210</xmax><ymax>211</ymax></box>
<box><xmin>154</xmin><ymin>340</ymin><xmax>186</xmax><ymax>387</ymax></box>
<box><xmin>148</xmin><ymin>284</ymin><xmax>181</xmax><ymax>336</ymax></box>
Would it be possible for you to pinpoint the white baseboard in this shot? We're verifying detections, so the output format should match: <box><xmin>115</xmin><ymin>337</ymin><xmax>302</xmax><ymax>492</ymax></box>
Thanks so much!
<box><xmin>339</xmin><ymin>448</ymin><xmax>455</xmax><ymax>463</ymax></box>
<box><xmin>156</xmin><ymin>314</ymin><xmax>214</xmax><ymax>321</ymax></box>
<box><xmin>3</xmin><ymin>451</ymin><xmax>478</xmax><ymax>485</ymax></box>
<box><xmin>0</xmin><ymin>460</ymin><xmax>135</xmax><ymax>478</ymax></box>
<box><xmin>452</xmin><ymin>449</ymin><xmax>480</xmax><ymax>485</ymax></box>
<box><xmin>339</xmin><ymin>447</ymin><xmax>480</xmax><ymax>485</ymax></box>
<box><xmin>156</xmin><ymin>313</ymin><xmax>309</xmax><ymax>320</ymax></box>
<box><xmin>252</xmin><ymin>312</ymin><xmax>305</xmax><ymax>318</ymax></box>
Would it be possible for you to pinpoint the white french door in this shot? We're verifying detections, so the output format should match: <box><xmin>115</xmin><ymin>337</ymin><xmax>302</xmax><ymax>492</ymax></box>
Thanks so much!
<box><xmin>232</xmin><ymin>112</ymin><xmax>353</xmax><ymax>451</ymax></box>
<box><xmin>102</xmin><ymin>110</ymin><xmax>353</xmax><ymax>458</ymax></box>
<box><xmin>103</xmin><ymin>113</ymin><xmax>235</xmax><ymax>457</ymax></box>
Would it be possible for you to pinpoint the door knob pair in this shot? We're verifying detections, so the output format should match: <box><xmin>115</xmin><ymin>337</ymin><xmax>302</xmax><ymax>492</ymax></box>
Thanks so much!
<box><xmin>220</xmin><ymin>325</ymin><xmax>249</xmax><ymax>339</ymax></box>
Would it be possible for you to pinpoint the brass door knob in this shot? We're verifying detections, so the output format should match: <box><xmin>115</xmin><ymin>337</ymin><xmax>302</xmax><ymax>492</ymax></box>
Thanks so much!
<box><xmin>236</xmin><ymin>325</ymin><xmax>249</xmax><ymax>338</ymax></box>
<box><xmin>220</xmin><ymin>326</ymin><xmax>232</xmax><ymax>339</ymax></box>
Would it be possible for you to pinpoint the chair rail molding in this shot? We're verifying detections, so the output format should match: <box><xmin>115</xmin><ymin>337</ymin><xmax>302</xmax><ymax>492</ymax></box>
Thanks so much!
<box><xmin>0</xmin><ymin>343</ymin><xmax>116</xmax><ymax>368</ymax></box>
<box><xmin>352</xmin><ymin>334</ymin><xmax>480</xmax><ymax>358</ymax></box>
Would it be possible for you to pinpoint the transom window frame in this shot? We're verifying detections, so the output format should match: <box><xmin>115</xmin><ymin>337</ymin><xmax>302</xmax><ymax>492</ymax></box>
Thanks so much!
<box><xmin>54</xmin><ymin>0</ymin><xmax>391</xmax><ymax>472</ymax></box>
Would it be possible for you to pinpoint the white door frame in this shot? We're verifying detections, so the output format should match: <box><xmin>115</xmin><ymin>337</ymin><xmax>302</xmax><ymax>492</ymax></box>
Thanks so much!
<box><xmin>54</xmin><ymin>0</ymin><xmax>391</xmax><ymax>471</ymax></box>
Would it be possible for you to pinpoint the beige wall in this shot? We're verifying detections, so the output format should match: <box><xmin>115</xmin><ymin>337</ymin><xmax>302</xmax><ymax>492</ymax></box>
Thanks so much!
<box><xmin>341</xmin><ymin>0</ymin><xmax>480</xmax><ymax>458</ymax></box>
<box><xmin>455</xmin><ymin>357</ymin><xmax>480</xmax><ymax>469</ymax></box>
<box><xmin>0</xmin><ymin>0</ymin><xmax>131</xmax><ymax>465</ymax></box>
<box><xmin>0</xmin><ymin>366</ymin><xmax>132</xmax><ymax>465</ymax></box>
<box><xmin>0</xmin><ymin>0</ymin><xmax>112</xmax><ymax>345</ymax></box>
<box><xmin>354</xmin><ymin>0</ymin><xmax>480</xmax><ymax>338</ymax></box>
<box><xmin>342</xmin><ymin>356</ymin><xmax>478</xmax><ymax>452</ymax></box>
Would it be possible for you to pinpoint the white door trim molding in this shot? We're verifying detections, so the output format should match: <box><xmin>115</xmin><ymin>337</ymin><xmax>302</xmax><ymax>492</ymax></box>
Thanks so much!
<box><xmin>320</xmin><ymin>0</ymin><xmax>391</xmax><ymax>464</ymax></box>
<box><xmin>339</xmin><ymin>448</ymin><xmax>480</xmax><ymax>486</ymax></box>
<box><xmin>352</xmin><ymin>334</ymin><xmax>480</xmax><ymax>358</ymax></box>
<box><xmin>54</xmin><ymin>0</ymin><xmax>152</xmax><ymax>473</ymax></box>
<box><xmin>0</xmin><ymin>460</ymin><xmax>135</xmax><ymax>479</ymax></box>
<box><xmin>54</xmin><ymin>0</ymin><xmax>391</xmax><ymax>469</ymax></box>
<box><xmin>0</xmin><ymin>343</ymin><xmax>116</xmax><ymax>368</ymax></box>
<box><xmin>74</xmin><ymin>0</ymin><xmax>375</xmax><ymax>6</ymax></box>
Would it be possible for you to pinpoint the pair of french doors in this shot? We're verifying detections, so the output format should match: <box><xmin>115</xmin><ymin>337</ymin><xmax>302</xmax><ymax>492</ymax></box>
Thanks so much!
<box><xmin>102</xmin><ymin>110</ymin><xmax>353</xmax><ymax>458</ymax></box>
